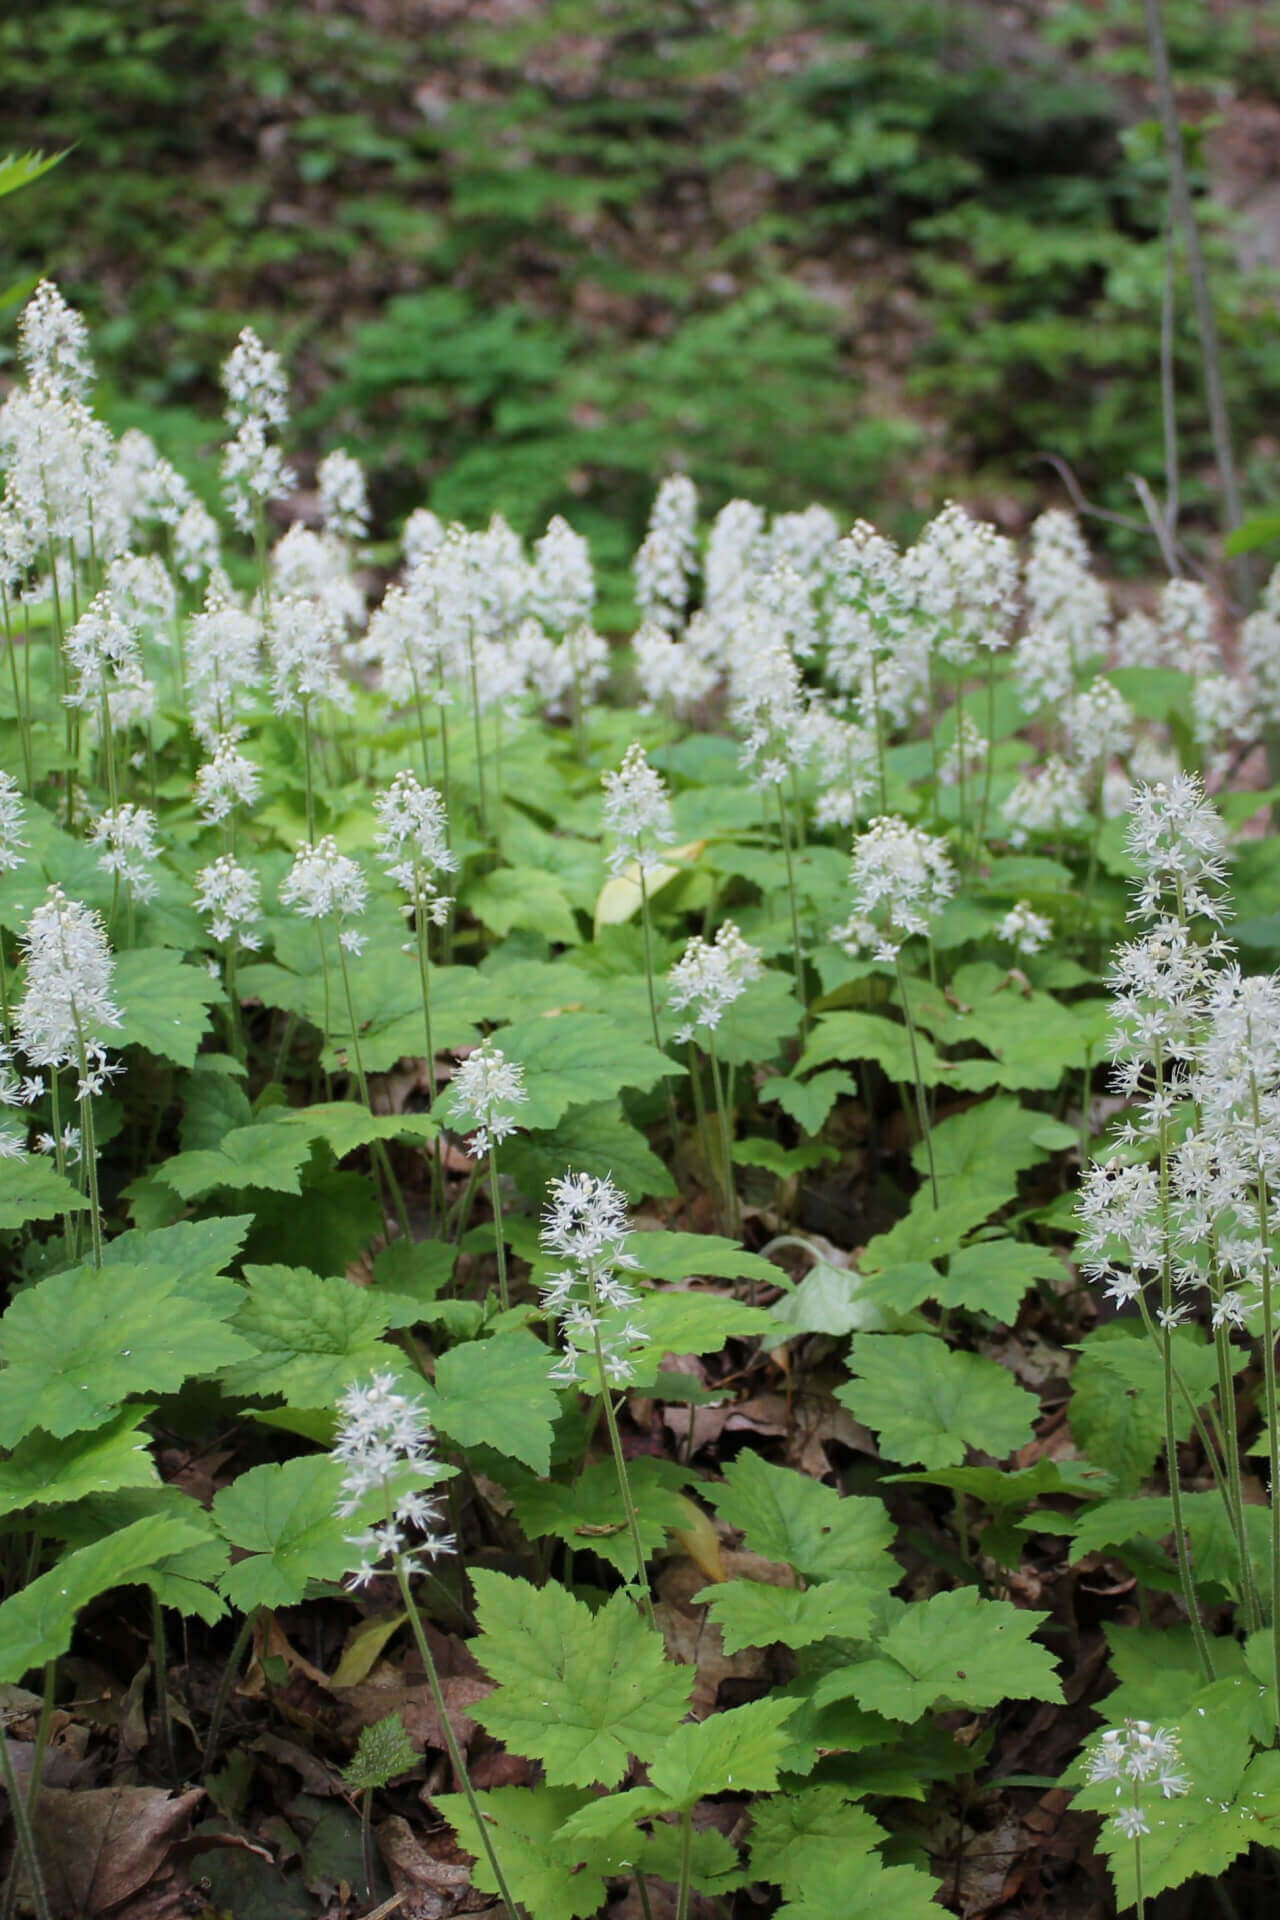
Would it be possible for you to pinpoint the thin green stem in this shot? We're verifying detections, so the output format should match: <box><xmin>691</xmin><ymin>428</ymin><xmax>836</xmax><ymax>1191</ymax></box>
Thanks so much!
<box><xmin>151</xmin><ymin>1594</ymin><xmax>178</xmax><ymax>1785</ymax></box>
<box><xmin>776</xmin><ymin>782</ymin><xmax>808</xmax><ymax>1038</ymax></box>
<box><xmin>393</xmin><ymin>1557</ymin><xmax>520</xmax><ymax>1920</ymax></box>
<box><xmin>895</xmin><ymin>956</ymin><xmax>938</xmax><ymax>1208</ymax></box>
<box><xmin>706</xmin><ymin>1033</ymin><xmax>736</xmax><ymax>1237</ymax></box>
<box><xmin>201</xmin><ymin>1609</ymin><xmax>256</xmax><ymax>1774</ymax></box>
<box><xmin>0</xmin><ymin>1719</ymin><xmax>50</xmax><ymax>1920</ymax></box>
<box><xmin>1155</xmin><ymin>1053</ymin><xmax>1215</xmax><ymax>1683</ymax></box>
<box><xmin>488</xmin><ymin>1149</ymin><xmax>510</xmax><ymax>1311</ymax></box>
<box><xmin>591</xmin><ymin>1318</ymin><xmax>656</xmax><ymax>1629</ymax></box>
<box><xmin>674</xmin><ymin>1808</ymin><xmax>694</xmax><ymax>1920</ymax></box>
<box><xmin>336</xmin><ymin>937</ymin><xmax>412</xmax><ymax>1239</ymax></box>
<box><xmin>638</xmin><ymin>868</ymin><xmax>662</xmax><ymax>1056</ymax></box>
<box><xmin>414</xmin><ymin>913</ymin><xmax>447</xmax><ymax>1231</ymax></box>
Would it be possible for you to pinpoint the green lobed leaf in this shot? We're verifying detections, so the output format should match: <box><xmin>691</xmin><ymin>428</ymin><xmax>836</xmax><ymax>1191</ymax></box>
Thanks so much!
<box><xmin>468</xmin><ymin>865</ymin><xmax>582</xmax><ymax>945</ymax></box>
<box><xmin>0</xmin><ymin>1515</ymin><xmax>211</xmax><ymax>1684</ymax></box>
<box><xmin>223</xmin><ymin>1266</ymin><xmax>398</xmax><ymax>1406</ymax></box>
<box><xmin>625</xmin><ymin>1230</ymin><xmax>783</xmax><ymax>1288</ymax></box>
<box><xmin>775</xmin><ymin>1858</ymin><xmax>946</xmax><ymax>1919</ymax></box>
<box><xmin>0</xmin><ymin>1261</ymin><xmax>254</xmax><ymax>1445</ymax></box>
<box><xmin>420</xmin><ymin>1329</ymin><xmax>562</xmax><ymax>1475</ymax></box>
<box><xmin>507</xmin><ymin>1457</ymin><xmax>692</xmax><ymax>1577</ymax></box>
<box><xmin>647</xmin><ymin>1695</ymin><xmax>799</xmax><ymax>1805</ymax></box>
<box><xmin>693</xmin><ymin>1578</ymin><xmax>880</xmax><ymax>1656</ymax></box>
<box><xmin>0</xmin><ymin>1155</ymin><xmax>90</xmax><ymax>1231</ymax></box>
<box><xmin>0</xmin><ymin>1408</ymin><xmax>159</xmax><ymax>1518</ymax></box>
<box><xmin>747</xmin><ymin>1786</ymin><xmax>887</xmax><ymax>1899</ymax></box>
<box><xmin>438</xmin><ymin>1784</ymin><xmax>616</xmax><ymax>1918</ymax></box>
<box><xmin>112</xmin><ymin>946</ymin><xmax>220</xmax><ymax>1067</ymax></box>
<box><xmin>52</xmin><ymin>1487</ymin><xmax>231</xmax><ymax>1624</ymax></box>
<box><xmin>706</xmin><ymin>1450</ymin><xmax>897</xmax><ymax>1586</ymax></box>
<box><xmin>470</xmin><ymin>1570</ymin><xmax>693</xmax><ymax>1787</ymax></box>
<box><xmin>759</xmin><ymin>1068</ymin><xmax>858</xmax><ymax>1136</ymax></box>
<box><xmin>816</xmin><ymin>1587</ymin><xmax>1062</xmax><ymax>1721</ymax></box>
<box><xmin>837</xmin><ymin>1333</ymin><xmax>1038</xmax><ymax>1468</ymax></box>
<box><xmin>494</xmin><ymin>1010</ymin><xmax>682</xmax><ymax>1130</ymax></box>
<box><xmin>932</xmin><ymin>1238</ymin><xmax>1070</xmax><ymax>1320</ymax></box>
<box><xmin>212</xmin><ymin>1454</ymin><xmax>370</xmax><ymax>1610</ymax></box>
<box><xmin>505</xmin><ymin>1098</ymin><xmax>677</xmax><ymax>1204</ymax></box>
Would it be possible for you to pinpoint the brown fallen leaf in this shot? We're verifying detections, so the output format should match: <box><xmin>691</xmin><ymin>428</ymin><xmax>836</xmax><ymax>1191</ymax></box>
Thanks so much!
<box><xmin>378</xmin><ymin>1813</ymin><xmax>471</xmax><ymax>1919</ymax></box>
<box><xmin>15</xmin><ymin>1785</ymin><xmax>202</xmax><ymax>1917</ymax></box>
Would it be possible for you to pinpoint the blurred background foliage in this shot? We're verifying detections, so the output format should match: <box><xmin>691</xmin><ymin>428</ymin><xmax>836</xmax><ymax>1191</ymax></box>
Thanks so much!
<box><xmin>5</xmin><ymin>0</ymin><xmax>1280</xmax><ymax>579</ymax></box>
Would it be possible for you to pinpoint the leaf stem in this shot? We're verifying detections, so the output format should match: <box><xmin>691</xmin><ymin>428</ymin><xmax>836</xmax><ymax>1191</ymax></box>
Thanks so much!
<box><xmin>392</xmin><ymin>1556</ymin><xmax>520</xmax><ymax>1920</ymax></box>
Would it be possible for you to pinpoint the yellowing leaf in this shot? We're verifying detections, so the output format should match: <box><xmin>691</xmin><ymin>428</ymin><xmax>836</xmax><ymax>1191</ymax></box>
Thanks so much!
<box><xmin>594</xmin><ymin>841</ymin><xmax>705</xmax><ymax>929</ymax></box>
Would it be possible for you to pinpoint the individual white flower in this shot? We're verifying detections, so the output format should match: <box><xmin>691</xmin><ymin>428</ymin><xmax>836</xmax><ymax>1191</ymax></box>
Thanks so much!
<box><xmin>194</xmin><ymin>854</ymin><xmax>262</xmax><ymax>951</ymax></box>
<box><xmin>602</xmin><ymin>743</ymin><xmax>675</xmax><ymax>878</ymax></box>
<box><xmin>280</xmin><ymin>836</ymin><xmax>368</xmax><ymax>953</ymax></box>
<box><xmin>832</xmin><ymin>817</ymin><xmax>957</xmax><ymax>963</ymax></box>
<box><xmin>194</xmin><ymin>733</ymin><xmax>262</xmax><ymax>825</ymax></box>
<box><xmin>89</xmin><ymin>804</ymin><xmax>160</xmax><ymax>903</ymax></box>
<box><xmin>633</xmin><ymin>474</ymin><xmax>698</xmax><ymax>630</ymax></box>
<box><xmin>15</xmin><ymin>886</ymin><xmax>121</xmax><ymax>1080</ymax></box>
<box><xmin>1002</xmin><ymin>757</ymin><xmax>1088</xmax><ymax>847</ymax></box>
<box><xmin>0</xmin><ymin>773</ymin><xmax>27</xmax><ymax>875</ymax></box>
<box><xmin>317</xmin><ymin>448</ymin><xmax>370</xmax><ymax>543</ymax></box>
<box><xmin>447</xmin><ymin>1042</ymin><xmax>528</xmax><ymax>1157</ymax></box>
<box><xmin>374</xmin><ymin>770</ymin><xmax>457</xmax><ymax>925</ymax></box>
<box><xmin>333</xmin><ymin>1372</ymin><xmax>454</xmax><ymax>1588</ymax></box>
<box><xmin>540</xmin><ymin>1170</ymin><xmax>645</xmax><ymax>1387</ymax></box>
<box><xmin>667</xmin><ymin>921</ymin><xmax>763</xmax><ymax>1045</ymax></box>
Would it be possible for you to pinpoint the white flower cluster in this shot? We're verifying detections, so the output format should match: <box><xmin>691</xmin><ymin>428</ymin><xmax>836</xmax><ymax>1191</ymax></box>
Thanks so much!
<box><xmin>1002</xmin><ymin>756</ymin><xmax>1088</xmax><ymax>847</ymax></box>
<box><xmin>280</xmin><ymin>837</ymin><xmax>368</xmax><ymax>953</ymax></box>
<box><xmin>220</xmin><ymin>326</ymin><xmax>296</xmax><ymax>533</ymax></box>
<box><xmin>447</xmin><ymin>1042</ymin><xmax>528</xmax><ymax>1156</ymax></box>
<box><xmin>539</xmin><ymin>1170</ymin><xmax>645</xmax><ymax>1387</ymax></box>
<box><xmin>194</xmin><ymin>855</ymin><xmax>262</xmax><ymax>951</ymax></box>
<box><xmin>832</xmin><ymin>816</ymin><xmax>957</xmax><ymax>963</ymax></box>
<box><xmin>333</xmin><ymin>1372</ymin><xmax>454</xmax><ymax>1589</ymax></box>
<box><xmin>633</xmin><ymin>473</ymin><xmax>698</xmax><ymax>630</ymax></box>
<box><xmin>1084</xmin><ymin>1720</ymin><xmax>1188</xmax><ymax>1839</ymax></box>
<box><xmin>89</xmin><ymin>804</ymin><xmax>159</xmax><ymax>903</ymax></box>
<box><xmin>317</xmin><ymin>447</ymin><xmax>369</xmax><ymax>543</ymax></box>
<box><xmin>375</xmin><ymin>770</ymin><xmax>457</xmax><ymax>925</ymax></box>
<box><xmin>997</xmin><ymin>899</ymin><xmax>1052</xmax><ymax>956</ymax></box>
<box><xmin>15</xmin><ymin>886</ymin><xmax>121</xmax><ymax>1091</ymax></box>
<box><xmin>195</xmin><ymin>733</ymin><xmax>262</xmax><ymax>825</ymax></box>
<box><xmin>601</xmin><ymin>743</ymin><xmax>675</xmax><ymax>877</ymax></box>
<box><xmin>667</xmin><ymin>921</ymin><xmax>763</xmax><ymax>1046</ymax></box>
<box><xmin>0</xmin><ymin>773</ymin><xmax>27</xmax><ymax>875</ymax></box>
